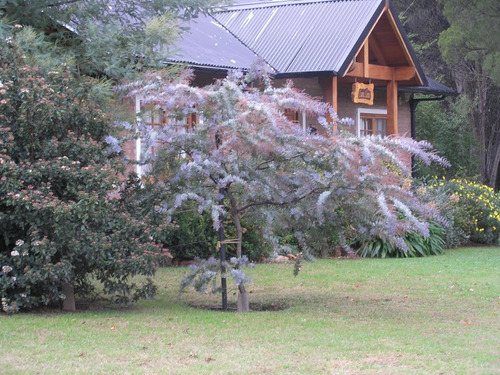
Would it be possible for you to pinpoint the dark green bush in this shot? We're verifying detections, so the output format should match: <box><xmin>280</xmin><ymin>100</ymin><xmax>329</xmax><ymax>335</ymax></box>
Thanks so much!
<box><xmin>167</xmin><ymin>211</ymin><xmax>269</xmax><ymax>262</ymax></box>
<box><xmin>168</xmin><ymin>210</ymin><xmax>218</xmax><ymax>261</ymax></box>
<box><xmin>0</xmin><ymin>28</ymin><xmax>171</xmax><ymax>313</ymax></box>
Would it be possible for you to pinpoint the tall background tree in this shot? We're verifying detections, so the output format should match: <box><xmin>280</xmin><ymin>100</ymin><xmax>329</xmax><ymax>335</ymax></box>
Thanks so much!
<box><xmin>394</xmin><ymin>0</ymin><xmax>500</xmax><ymax>189</ymax></box>
<box><xmin>439</xmin><ymin>0</ymin><xmax>500</xmax><ymax>189</ymax></box>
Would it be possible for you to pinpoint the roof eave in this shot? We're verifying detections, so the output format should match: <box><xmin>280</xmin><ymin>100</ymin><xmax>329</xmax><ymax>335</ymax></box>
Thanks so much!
<box><xmin>399</xmin><ymin>77</ymin><xmax>458</xmax><ymax>97</ymax></box>
<box><xmin>274</xmin><ymin>70</ymin><xmax>338</xmax><ymax>79</ymax></box>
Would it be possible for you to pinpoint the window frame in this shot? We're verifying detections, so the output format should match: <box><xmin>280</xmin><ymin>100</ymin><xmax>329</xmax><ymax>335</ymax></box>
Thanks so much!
<box><xmin>356</xmin><ymin>108</ymin><xmax>387</xmax><ymax>137</ymax></box>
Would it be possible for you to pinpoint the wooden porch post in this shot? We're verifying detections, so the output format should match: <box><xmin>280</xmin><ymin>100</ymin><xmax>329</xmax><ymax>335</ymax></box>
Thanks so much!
<box><xmin>321</xmin><ymin>75</ymin><xmax>338</xmax><ymax>113</ymax></box>
<box><xmin>321</xmin><ymin>75</ymin><xmax>338</xmax><ymax>131</ymax></box>
<box><xmin>331</xmin><ymin>76</ymin><xmax>338</xmax><ymax>131</ymax></box>
<box><xmin>387</xmin><ymin>79</ymin><xmax>398</xmax><ymax>135</ymax></box>
<box><xmin>363</xmin><ymin>40</ymin><xmax>369</xmax><ymax>78</ymax></box>
<box><xmin>331</xmin><ymin>76</ymin><xmax>338</xmax><ymax>114</ymax></box>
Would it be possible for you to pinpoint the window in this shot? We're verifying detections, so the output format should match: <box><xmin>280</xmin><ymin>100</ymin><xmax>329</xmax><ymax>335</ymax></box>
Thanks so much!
<box><xmin>141</xmin><ymin>105</ymin><xmax>197</xmax><ymax>130</ymax></box>
<box><xmin>357</xmin><ymin>109</ymin><xmax>387</xmax><ymax>137</ymax></box>
<box><xmin>135</xmin><ymin>96</ymin><xmax>197</xmax><ymax>177</ymax></box>
<box><xmin>283</xmin><ymin>108</ymin><xmax>307</xmax><ymax>133</ymax></box>
<box><xmin>284</xmin><ymin>108</ymin><xmax>299</xmax><ymax>124</ymax></box>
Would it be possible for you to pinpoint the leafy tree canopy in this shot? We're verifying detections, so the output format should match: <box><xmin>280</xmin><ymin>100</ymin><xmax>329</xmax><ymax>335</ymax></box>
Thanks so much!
<box><xmin>439</xmin><ymin>0</ymin><xmax>500</xmax><ymax>86</ymax></box>
<box><xmin>0</xmin><ymin>0</ymin><xmax>230</xmax><ymax>79</ymax></box>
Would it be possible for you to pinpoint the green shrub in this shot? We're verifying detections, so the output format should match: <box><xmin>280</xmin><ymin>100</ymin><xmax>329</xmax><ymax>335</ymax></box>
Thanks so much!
<box><xmin>121</xmin><ymin>182</ymin><xmax>270</xmax><ymax>262</ymax></box>
<box><xmin>167</xmin><ymin>211</ymin><xmax>269</xmax><ymax>262</ymax></box>
<box><xmin>414</xmin><ymin>179</ymin><xmax>468</xmax><ymax>248</ymax></box>
<box><xmin>169</xmin><ymin>210</ymin><xmax>218</xmax><ymax>261</ymax></box>
<box><xmin>357</xmin><ymin>221</ymin><xmax>445</xmax><ymax>258</ymax></box>
<box><xmin>0</xmin><ymin>28</ymin><xmax>172</xmax><ymax>313</ymax></box>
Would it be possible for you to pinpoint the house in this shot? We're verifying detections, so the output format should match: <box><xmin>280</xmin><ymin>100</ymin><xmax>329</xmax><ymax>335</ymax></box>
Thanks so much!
<box><xmin>128</xmin><ymin>0</ymin><xmax>455</xmax><ymax>175</ymax></box>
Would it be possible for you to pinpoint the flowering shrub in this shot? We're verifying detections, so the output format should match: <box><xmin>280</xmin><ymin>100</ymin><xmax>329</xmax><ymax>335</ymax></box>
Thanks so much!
<box><xmin>413</xmin><ymin>180</ymin><xmax>467</xmax><ymax>248</ymax></box>
<box><xmin>428</xmin><ymin>178</ymin><xmax>500</xmax><ymax>244</ymax></box>
<box><xmin>0</xmin><ymin>27</ymin><xmax>172</xmax><ymax>313</ymax></box>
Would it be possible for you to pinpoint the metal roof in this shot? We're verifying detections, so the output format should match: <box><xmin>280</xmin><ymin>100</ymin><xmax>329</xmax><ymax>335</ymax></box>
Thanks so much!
<box><xmin>213</xmin><ymin>0</ymin><xmax>385</xmax><ymax>75</ymax></box>
<box><xmin>173</xmin><ymin>0</ymin><xmax>436</xmax><ymax>90</ymax></box>
<box><xmin>169</xmin><ymin>15</ymin><xmax>257</xmax><ymax>70</ymax></box>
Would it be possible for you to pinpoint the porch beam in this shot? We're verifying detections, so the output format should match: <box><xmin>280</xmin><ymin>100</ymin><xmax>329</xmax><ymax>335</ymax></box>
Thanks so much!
<box><xmin>345</xmin><ymin>62</ymin><xmax>415</xmax><ymax>81</ymax></box>
<box><xmin>369</xmin><ymin>36</ymin><xmax>387</xmax><ymax>65</ymax></box>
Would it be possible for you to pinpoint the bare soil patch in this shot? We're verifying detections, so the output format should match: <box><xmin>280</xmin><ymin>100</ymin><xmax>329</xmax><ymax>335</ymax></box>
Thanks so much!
<box><xmin>188</xmin><ymin>301</ymin><xmax>289</xmax><ymax>312</ymax></box>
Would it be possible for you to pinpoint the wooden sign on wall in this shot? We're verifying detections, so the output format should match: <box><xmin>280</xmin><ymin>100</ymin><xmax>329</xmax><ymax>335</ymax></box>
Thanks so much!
<box><xmin>351</xmin><ymin>82</ymin><xmax>374</xmax><ymax>105</ymax></box>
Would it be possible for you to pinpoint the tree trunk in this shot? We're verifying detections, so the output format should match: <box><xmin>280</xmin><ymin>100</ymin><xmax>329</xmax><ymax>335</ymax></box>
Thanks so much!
<box><xmin>237</xmin><ymin>283</ymin><xmax>249</xmax><ymax>313</ymax></box>
<box><xmin>62</xmin><ymin>281</ymin><xmax>76</xmax><ymax>312</ymax></box>
<box><xmin>228</xmin><ymin>190</ymin><xmax>249</xmax><ymax>312</ymax></box>
<box><xmin>486</xmin><ymin>139</ymin><xmax>500</xmax><ymax>189</ymax></box>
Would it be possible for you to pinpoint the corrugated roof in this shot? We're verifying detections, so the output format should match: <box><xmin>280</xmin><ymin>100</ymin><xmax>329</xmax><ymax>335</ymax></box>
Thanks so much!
<box><xmin>173</xmin><ymin>0</ymin><xmax>431</xmax><ymax>89</ymax></box>
<box><xmin>213</xmin><ymin>0</ymin><xmax>385</xmax><ymax>75</ymax></box>
<box><xmin>169</xmin><ymin>15</ymin><xmax>257</xmax><ymax>70</ymax></box>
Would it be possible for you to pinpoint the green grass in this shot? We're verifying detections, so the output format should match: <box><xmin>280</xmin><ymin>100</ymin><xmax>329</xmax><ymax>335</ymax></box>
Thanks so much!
<box><xmin>1</xmin><ymin>247</ymin><xmax>499</xmax><ymax>374</ymax></box>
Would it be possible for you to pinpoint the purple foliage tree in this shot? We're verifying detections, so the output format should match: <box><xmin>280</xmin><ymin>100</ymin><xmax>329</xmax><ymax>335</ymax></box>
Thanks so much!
<box><xmin>123</xmin><ymin>65</ymin><xmax>447</xmax><ymax>312</ymax></box>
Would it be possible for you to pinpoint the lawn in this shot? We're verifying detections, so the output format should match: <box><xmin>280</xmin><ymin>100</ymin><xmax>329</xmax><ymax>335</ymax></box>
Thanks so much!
<box><xmin>1</xmin><ymin>246</ymin><xmax>499</xmax><ymax>375</ymax></box>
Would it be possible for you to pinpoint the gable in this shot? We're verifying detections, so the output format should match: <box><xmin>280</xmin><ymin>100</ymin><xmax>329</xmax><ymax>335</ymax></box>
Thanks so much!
<box><xmin>343</xmin><ymin>6</ymin><xmax>425</xmax><ymax>86</ymax></box>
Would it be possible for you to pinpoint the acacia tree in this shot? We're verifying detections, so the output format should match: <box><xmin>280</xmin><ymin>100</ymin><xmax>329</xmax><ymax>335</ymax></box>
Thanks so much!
<box><xmin>125</xmin><ymin>66</ymin><xmax>447</xmax><ymax>312</ymax></box>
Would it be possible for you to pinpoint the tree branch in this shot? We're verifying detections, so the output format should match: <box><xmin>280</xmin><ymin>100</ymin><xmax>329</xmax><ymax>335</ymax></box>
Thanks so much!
<box><xmin>238</xmin><ymin>187</ymin><xmax>327</xmax><ymax>212</ymax></box>
<box><xmin>45</xmin><ymin>0</ymin><xmax>84</xmax><ymax>8</ymax></box>
<box><xmin>254</xmin><ymin>152</ymin><xmax>308</xmax><ymax>171</ymax></box>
